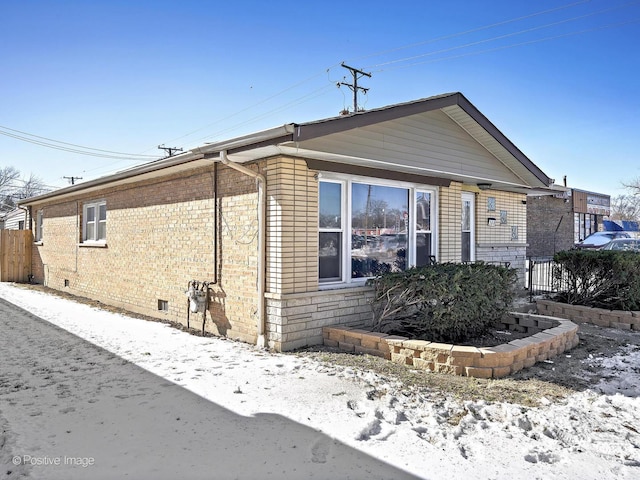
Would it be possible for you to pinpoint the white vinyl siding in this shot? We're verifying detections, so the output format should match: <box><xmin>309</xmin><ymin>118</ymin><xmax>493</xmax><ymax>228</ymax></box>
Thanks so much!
<box><xmin>299</xmin><ymin>110</ymin><xmax>527</xmax><ymax>186</ymax></box>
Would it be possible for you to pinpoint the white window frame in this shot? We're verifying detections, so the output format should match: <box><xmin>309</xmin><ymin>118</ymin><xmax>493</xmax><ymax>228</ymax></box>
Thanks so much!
<box><xmin>318</xmin><ymin>179</ymin><xmax>346</xmax><ymax>283</ymax></box>
<box><xmin>319</xmin><ymin>174</ymin><xmax>438</xmax><ymax>286</ymax></box>
<box><xmin>461</xmin><ymin>192</ymin><xmax>476</xmax><ymax>262</ymax></box>
<box><xmin>35</xmin><ymin>209</ymin><xmax>44</xmax><ymax>242</ymax></box>
<box><xmin>82</xmin><ymin>200</ymin><xmax>107</xmax><ymax>243</ymax></box>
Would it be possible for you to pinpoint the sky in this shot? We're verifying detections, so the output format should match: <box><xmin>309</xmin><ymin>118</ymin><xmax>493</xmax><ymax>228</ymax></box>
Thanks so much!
<box><xmin>1</xmin><ymin>0</ymin><xmax>639</xmax><ymax>197</ymax></box>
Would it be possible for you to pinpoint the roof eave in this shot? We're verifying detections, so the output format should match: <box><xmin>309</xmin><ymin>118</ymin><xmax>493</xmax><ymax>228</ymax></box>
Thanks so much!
<box><xmin>19</xmin><ymin>125</ymin><xmax>297</xmax><ymax>206</ymax></box>
<box><xmin>453</xmin><ymin>94</ymin><xmax>553</xmax><ymax>187</ymax></box>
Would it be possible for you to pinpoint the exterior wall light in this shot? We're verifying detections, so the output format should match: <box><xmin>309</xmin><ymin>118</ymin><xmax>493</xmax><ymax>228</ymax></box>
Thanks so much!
<box><xmin>477</xmin><ymin>183</ymin><xmax>492</xmax><ymax>190</ymax></box>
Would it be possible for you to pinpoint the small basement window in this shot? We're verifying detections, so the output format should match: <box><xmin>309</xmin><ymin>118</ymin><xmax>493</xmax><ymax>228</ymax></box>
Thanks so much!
<box><xmin>157</xmin><ymin>299</ymin><xmax>169</xmax><ymax>312</ymax></box>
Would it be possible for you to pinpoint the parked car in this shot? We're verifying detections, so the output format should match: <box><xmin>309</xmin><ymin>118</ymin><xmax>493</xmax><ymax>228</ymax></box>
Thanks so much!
<box><xmin>601</xmin><ymin>238</ymin><xmax>640</xmax><ymax>252</ymax></box>
<box><xmin>575</xmin><ymin>231</ymin><xmax>631</xmax><ymax>249</ymax></box>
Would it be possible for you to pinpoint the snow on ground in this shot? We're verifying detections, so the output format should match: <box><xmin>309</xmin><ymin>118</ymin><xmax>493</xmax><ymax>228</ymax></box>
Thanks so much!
<box><xmin>1</xmin><ymin>282</ymin><xmax>639</xmax><ymax>479</ymax></box>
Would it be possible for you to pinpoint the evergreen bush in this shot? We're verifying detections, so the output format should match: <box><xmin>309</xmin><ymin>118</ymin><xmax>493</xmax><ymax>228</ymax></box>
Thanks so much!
<box><xmin>367</xmin><ymin>262</ymin><xmax>517</xmax><ymax>343</ymax></box>
<box><xmin>552</xmin><ymin>250</ymin><xmax>640</xmax><ymax>310</ymax></box>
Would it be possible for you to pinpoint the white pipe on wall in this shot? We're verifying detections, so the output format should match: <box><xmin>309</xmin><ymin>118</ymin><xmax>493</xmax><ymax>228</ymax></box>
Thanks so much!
<box><xmin>218</xmin><ymin>150</ymin><xmax>267</xmax><ymax>348</ymax></box>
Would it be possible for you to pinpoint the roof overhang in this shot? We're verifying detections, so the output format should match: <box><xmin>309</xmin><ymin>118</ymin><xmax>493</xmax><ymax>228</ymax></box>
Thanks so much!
<box><xmin>20</xmin><ymin>93</ymin><xmax>555</xmax><ymax>205</ymax></box>
<box><xmin>19</xmin><ymin>125</ymin><xmax>296</xmax><ymax>206</ymax></box>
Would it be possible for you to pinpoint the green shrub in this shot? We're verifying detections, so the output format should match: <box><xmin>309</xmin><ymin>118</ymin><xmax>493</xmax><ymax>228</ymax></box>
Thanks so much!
<box><xmin>552</xmin><ymin>250</ymin><xmax>640</xmax><ymax>310</ymax></box>
<box><xmin>367</xmin><ymin>262</ymin><xmax>517</xmax><ymax>343</ymax></box>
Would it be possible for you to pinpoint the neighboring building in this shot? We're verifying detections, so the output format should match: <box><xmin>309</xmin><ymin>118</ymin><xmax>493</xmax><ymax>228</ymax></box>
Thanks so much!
<box><xmin>19</xmin><ymin>92</ymin><xmax>554</xmax><ymax>351</ymax></box>
<box><xmin>0</xmin><ymin>207</ymin><xmax>30</xmax><ymax>230</ymax></box>
<box><xmin>526</xmin><ymin>187</ymin><xmax>611</xmax><ymax>257</ymax></box>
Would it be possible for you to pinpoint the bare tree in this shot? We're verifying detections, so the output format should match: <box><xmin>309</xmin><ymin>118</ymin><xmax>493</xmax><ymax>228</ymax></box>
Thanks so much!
<box><xmin>17</xmin><ymin>172</ymin><xmax>47</xmax><ymax>199</ymax></box>
<box><xmin>621</xmin><ymin>177</ymin><xmax>640</xmax><ymax>196</ymax></box>
<box><xmin>0</xmin><ymin>166</ymin><xmax>20</xmax><ymax>192</ymax></box>
<box><xmin>610</xmin><ymin>194</ymin><xmax>640</xmax><ymax>221</ymax></box>
<box><xmin>0</xmin><ymin>167</ymin><xmax>48</xmax><ymax>211</ymax></box>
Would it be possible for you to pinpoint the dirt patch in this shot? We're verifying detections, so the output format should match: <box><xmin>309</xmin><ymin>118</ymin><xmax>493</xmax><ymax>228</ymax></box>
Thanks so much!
<box><xmin>509</xmin><ymin>322</ymin><xmax>639</xmax><ymax>388</ymax></box>
<box><xmin>383</xmin><ymin>324</ymin><xmax>534</xmax><ymax>347</ymax></box>
<box><xmin>295</xmin><ymin>322</ymin><xmax>639</xmax><ymax>405</ymax></box>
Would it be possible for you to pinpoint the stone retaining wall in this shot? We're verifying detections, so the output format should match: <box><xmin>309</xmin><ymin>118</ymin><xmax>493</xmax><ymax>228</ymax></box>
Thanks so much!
<box><xmin>536</xmin><ymin>299</ymin><xmax>640</xmax><ymax>330</ymax></box>
<box><xmin>323</xmin><ymin>312</ymin><xmax>579</xmax><ymax>379</ymax></box>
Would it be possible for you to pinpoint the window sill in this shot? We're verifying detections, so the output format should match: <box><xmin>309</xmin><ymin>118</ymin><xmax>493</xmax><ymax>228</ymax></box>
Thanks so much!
<box><xmin>78</xmin><ymin>242</ymin><xmax>108</xmax><ymax>248</ymax></box>
<box><xmin>319</xmin><ymin>279</ymin><xmax>369</xmax><ymax>291</ymax></box>
<box><xmin>33</xmin><ymin>241</ymin><xmax>43</xmax><ymax>246</ymax></box>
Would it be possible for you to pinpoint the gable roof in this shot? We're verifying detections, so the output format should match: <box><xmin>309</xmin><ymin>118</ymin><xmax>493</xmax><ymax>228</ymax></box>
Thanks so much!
<box><xmin>191</xmin><ymin>92</ymin><xmax>553</xmax><ymax>192</ymax></box>
<box><xmin>20</xmin><ymin>92</ymin><xmax>553</xmax><ymax>206</ymax></box>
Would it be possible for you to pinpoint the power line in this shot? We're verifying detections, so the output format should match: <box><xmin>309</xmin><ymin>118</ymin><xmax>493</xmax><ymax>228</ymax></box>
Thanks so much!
<box><xmin>193</xmin><ymin>83</ymin><xmax>335</xmax><ymax>144</ymax></box>
<box><xmin>0</xmin><ymin>125</ymin><xmax>159</xmax><ymax>160</ymax></box>
<box><xmin>4</xmin><ymin>1</ymin><xmax>635</xmax><ymax>179</ymax></box>
<box><xmin>165</xmin><ymin>0</ymin><xmax>636</xmax><ymax>151</ymax></box>
<box><xmin>156</xmin><ymin>67</ymin><xmax>340</xmax><ymax>149</ymax></box>
<box><xmin>368</xmin><ymin>18</ymin><xmax>640</xmax><ymax>73</ymax></box>
<box><xmin>350</xmin><ymin>0</ymin><xmax>592</xmax><ymax>65</ymax></box>
<box><xmin>363</xmin><ymin>1</ymin><xmax>640</xmax><ymax>70</ymax></box>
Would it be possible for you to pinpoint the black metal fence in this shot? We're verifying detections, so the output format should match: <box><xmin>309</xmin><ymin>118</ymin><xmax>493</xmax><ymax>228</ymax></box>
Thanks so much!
<box><xmin>526</xmin><ymin>257</ymin><xmax>570</xmax><ymax>302</ymax></box>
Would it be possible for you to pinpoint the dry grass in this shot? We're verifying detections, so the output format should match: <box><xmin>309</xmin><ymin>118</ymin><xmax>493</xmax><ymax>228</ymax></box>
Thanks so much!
<box><xmin>295</xmin><ymin>347</ymin><xmax>574</xmax><ymax>406</ymax></box>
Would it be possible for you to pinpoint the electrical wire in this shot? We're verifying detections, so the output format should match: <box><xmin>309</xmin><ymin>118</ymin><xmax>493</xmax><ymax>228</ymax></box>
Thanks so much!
<box><xmin>5</xmin><ymin>1</ymin><xmax>636</xmax><ymax>175</ymax></box>
<box><xmin>194</xmin><ymin>83</ymin><xmax>336</xmax><ymax>143</ymax></box>
<box><xmin>165</xmin><ymin>0</ymin><xmax>637</xmax><ymax>149</ymax></box>
<box><xmin>369</xmin><ymin>18</ymin><xmax>640</xmax><ymax>72</ymax></box>
<box><xmin>0</xmin><ymin>126</ymin><xmax>159</xmax><ymax>160</ymax></box>
<box><xmin>363</xmin><ymin>1</ymin><xmax>640</xmax><ymax>70</ymax></box>
<box><xmin>350</xmin><ymin>0</ymin><xmax>592</xmax><ymax>64</ymax></box>
<box><xmin>157</xmin><ymin>65</ymin><xmax>342</xmax><ymax>148</ymax></box>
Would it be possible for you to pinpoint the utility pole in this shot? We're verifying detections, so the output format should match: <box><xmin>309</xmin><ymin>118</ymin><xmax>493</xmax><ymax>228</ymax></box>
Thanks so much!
<box><xmin>337</xmin><ymin>62</ymin><xmax>372</xmax><ymax>113</ymax></box>
<box><xmin>63</xmin><ymin>176</ymin><xmax>83</xmax><ymax>185</ymax></box>
<box><xmin>158</xmin><ymin>145</ymin><xmax>183</xmax><ymax>157</ymax></box>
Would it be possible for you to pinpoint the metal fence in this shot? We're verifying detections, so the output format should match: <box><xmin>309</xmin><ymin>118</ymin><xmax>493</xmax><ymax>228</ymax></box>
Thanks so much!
<box><xmin>526</xmin><ymin>257</ymin><xmax>570</xmax><ymax>302</ymax></box>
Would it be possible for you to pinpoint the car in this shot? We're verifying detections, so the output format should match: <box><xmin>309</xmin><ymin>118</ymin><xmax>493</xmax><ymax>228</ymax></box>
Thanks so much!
<box><xmin>601</xmin><ymin>238</ymin><xmax>640</xmax><ymax>252</ymax></box>
<box><xmin>575</xmin><ymin>231</ymin><xmax>631</xmax><ymax>249</ymax></box>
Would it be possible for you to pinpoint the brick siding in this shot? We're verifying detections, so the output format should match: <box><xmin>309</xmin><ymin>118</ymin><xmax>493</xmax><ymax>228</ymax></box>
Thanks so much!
<box><xmin>526</xmin><ymin>195</ymin><xmax>574</xmax><ymax>257</ymax></box>
<box><xmin>29</xmin><ymin>157</ymin><xmax>535</xmax><ymax>352</ymax></box>
<box><xmin>31</xmin><ymin>164</ymin><xmax>260</xmax><ymax>344</ymax></box>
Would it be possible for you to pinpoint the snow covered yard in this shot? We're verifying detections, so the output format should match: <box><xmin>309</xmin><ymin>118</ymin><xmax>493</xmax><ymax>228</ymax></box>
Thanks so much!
<box><xmin>1</xmin><ymin>282</ymin><xmax>639</xmax><ymax>479</ymax></box>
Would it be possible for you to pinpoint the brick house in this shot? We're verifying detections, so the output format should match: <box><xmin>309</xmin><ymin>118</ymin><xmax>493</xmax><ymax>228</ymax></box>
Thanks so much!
<box><xmin>19</xmin><ymin>92</ymin><xmax>554</xmax><ymax>351</ymax></box>
<box><xmin>527</xmin><ymin>187</ymin><xmax>611</xmax><ymax>257</ymax></box>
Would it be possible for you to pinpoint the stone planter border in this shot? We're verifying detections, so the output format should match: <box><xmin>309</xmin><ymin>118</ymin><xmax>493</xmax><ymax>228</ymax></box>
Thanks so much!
<box><xmin>536</xmin><ymin>299</ymin><xmax>640</xmax><ymax>330</ymax></box>
<box><xmin>322</xmin><ymin>312</ymin><xmax>579</xmax><ymax>379</ymax></box>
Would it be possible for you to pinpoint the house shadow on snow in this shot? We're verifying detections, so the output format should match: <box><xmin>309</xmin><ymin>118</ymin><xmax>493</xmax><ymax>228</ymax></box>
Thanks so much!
<box><xmin>1</xmin><ymin>299</ymin><xmax>419</xmax><ymax>480</ymax></box>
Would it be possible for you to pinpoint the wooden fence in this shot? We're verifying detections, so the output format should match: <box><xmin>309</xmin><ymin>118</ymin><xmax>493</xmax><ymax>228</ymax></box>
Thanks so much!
<box><xmin>0</xmin><ymin>230</ymin><xmax>32</xmax><ymax>282</ymax></box>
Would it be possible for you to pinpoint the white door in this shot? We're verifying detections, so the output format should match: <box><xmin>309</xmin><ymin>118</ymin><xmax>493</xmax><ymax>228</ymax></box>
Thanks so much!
<box><xmin>461</xmin><ymin>192</ymin><xmax>475</xmax><ymax>262</ymax></box>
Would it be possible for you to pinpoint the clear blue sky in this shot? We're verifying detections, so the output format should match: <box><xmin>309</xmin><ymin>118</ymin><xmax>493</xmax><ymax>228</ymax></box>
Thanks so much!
<box><xmin>2</xmin><ymin>0</ymin><xmax>639</xmax><ymax>197</ymax></box>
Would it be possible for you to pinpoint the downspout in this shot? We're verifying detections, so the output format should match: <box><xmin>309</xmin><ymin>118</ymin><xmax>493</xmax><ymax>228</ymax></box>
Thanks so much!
<box><xmin>18</xmin><ymin>205</ymin><xmax>33</xmax><ymax>282</ymax></box>
<box><xmin>219</xmin><ymin>150</ymin><xmax>267</xmax><ymax>348</ymax></box>
<box><xmin>212</xmin><ymin>162</ymin><xmax>218</xmax><ymax>284</ymax></box>
<box><xmin>18</xmin><ymin>205</ymin><xmax>29</xmax><ymax>230</ymax></box>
